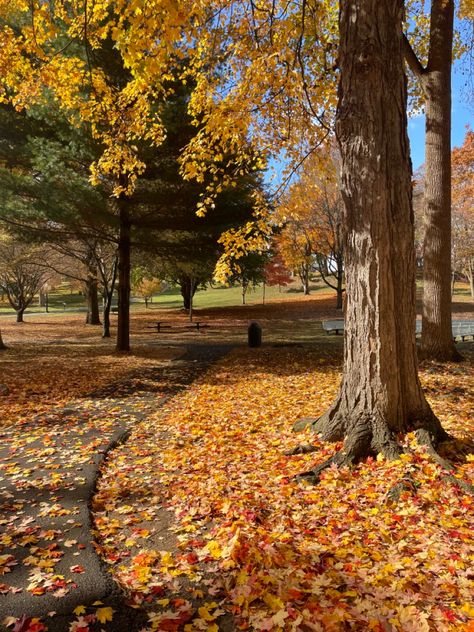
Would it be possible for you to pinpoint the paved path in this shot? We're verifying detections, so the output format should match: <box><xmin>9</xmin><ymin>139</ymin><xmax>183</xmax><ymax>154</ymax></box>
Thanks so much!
<box><xmin>0</xmin><ymin>345</ymin><xmax>231</xmax><ymax>631</ymax></box>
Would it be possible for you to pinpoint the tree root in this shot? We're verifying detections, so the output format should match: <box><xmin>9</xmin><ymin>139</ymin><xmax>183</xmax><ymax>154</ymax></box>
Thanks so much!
<box><xmin>292</xmin><ymin>417</ymin><xmax>318</xmax><ymax>433</ymax></box>
<box><xmin>384</xmin><ymin>474</ymin><xmax>418</xmax><ymax>504</ymax></box>
<box><xmin>416</xmin><ymin>429</ymin><xmax>474</xmax><ymax>496</ymax></box>
<box><xmin>295</xmin><ymin>451</ymin><xmax>350</xmax><ymax>484</ymax></box>
<box><xmin>284</xmin><ymin>443</ymin><xmax>319</xmax><ymax>456</ymax></box>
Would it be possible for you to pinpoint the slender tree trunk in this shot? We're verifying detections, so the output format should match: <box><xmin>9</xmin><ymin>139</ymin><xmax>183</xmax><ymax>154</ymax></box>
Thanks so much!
<box><xmin>301</xmin><ymin>266</ymin><xmax>310</xmax><ymax>295</ymax></box>
<box><xmin>16</xmin><ymin>309</ymin><xmax>24</xmax><ymax>323</ymax></box>
<box><xmin>116</xmin><ymin>203</ymin><xmax>131</xmax><ymax>352</ymax></box>
<box><xmin>85</xmin><ymin>277</ymin><xmax>101</xmax><ymax>325</ymax></box>
<box><xmin>189</xmin><ymin>277</ymin><xmax>194</xmax><ymax>322</ymax></box>
<box><xmin>242</xmin><ymin>279</ymin><xmax>248</xmax><ymax>305</ymax></box>
<box><xmin>468</xmin><ymin>266</ymin><xmax>474</xmax><ymax>299</ymax></box>
<box><xmin>101</xmin><ymin>256</ymin><xmax>118</xmax><ymax>339</ymax></box>
<box><xmin>307</xmin><ymin>0</ymin><xmax>445</xmax><ymax>464</ymax></box>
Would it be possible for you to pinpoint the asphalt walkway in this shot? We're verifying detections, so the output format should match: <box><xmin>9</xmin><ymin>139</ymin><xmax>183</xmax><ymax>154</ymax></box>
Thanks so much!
<box><xmin>0</xmin><ymin>345</ymin><xmax>231</xmax><ymax>631</ymax></box>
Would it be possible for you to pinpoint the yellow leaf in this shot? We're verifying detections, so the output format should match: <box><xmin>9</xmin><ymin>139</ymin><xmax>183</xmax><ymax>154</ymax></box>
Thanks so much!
<box><xmin>96</xmin><ymin>606</ymin><xmax>114</xmax><ymax>624</ymax></box>
<box><xmin>73</xmin><ymin>605</ymin><xmax>86</xmax><ymax>615</ymax></box>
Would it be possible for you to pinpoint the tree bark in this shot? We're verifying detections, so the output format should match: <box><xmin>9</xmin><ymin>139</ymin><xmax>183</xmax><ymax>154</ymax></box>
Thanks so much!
<box><xmin>116</xmin><ymin>202</ymin><xmax>131</xmax><ymax>352</ymax></box>
<box><xmin>16</xmin><ymin>309</ymin><xmax>24</xmax><ymax>323</ymax></box>
<box><xmin>421</xmin><ymin>0</ymin><xmax>459</xmax><ymax>360</ymax></box>
<box><xmin>179</xmin><ymin>275</ymin><xmax>197</xmax><ymax>311</ymax></box>
<box><xmin>85</xmin><ymin>276</ymin><xmax>101</xmax><ymax>325</ymax></box>
<box><xmin>0</xmin><ymin>329</ymin><xmax>6</xmax><ymax>350</ymax></box>
<box><xmin>309</xmin><ymin>0</ymin><xmax>446</xmax><ymax>463</ymax></box>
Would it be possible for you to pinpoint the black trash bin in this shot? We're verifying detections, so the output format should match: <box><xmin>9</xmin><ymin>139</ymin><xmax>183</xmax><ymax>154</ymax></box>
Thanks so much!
<box><xmin>248</xmin><ymin>321</ymin><xmax>262</xmax><ymax>348</ymax></box>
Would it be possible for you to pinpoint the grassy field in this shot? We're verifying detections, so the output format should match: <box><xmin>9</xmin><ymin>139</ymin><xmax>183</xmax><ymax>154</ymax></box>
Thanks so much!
<box><xmin>0</xmin><ymin>279</ymin><xmax>331</xmax><ymax>315</ymax></box>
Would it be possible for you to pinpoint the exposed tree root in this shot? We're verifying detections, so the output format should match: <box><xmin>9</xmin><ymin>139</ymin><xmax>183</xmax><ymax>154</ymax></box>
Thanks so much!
<box><xmin>285</xmin><ymin>443</ymin><xmax>319</xmax><ymax>456</ymax></box>
<box><xmin>416</xmin><ymin>428</ymin><xmax>474</xmax><ymax>496</ymax></box>
<box><xmin>295</xmin><ymin>451</ymin><xmax>350</xmax><ymax>484</ymax></box>
<box><xmin>384</xmin><ymin>474</ymin><xmax>418</xmax><ymax>504</ymax></box>
<box><xmin>291</xmin><ymin>427</ymin><xmax>474</xmax><ymax>496</ymax></box>
<box><xmin>292</xmin><ymin>417</ymin><xmax>319</xmax><ymax>433</ymax></box>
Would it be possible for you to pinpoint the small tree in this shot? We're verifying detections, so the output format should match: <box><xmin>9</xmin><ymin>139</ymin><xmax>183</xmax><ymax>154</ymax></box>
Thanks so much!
<box><xmin>264</xmin><ymin>254</ymin><xmax>292</xmax><ymax>292</ymax></box>
<box><xmin>230</xmin><ymin>253</ymin><xmax>267</xmax><ymax>305</ymax></box>
<box><xmin>131</xmin><ymin>270</ymin><xmax>164</xmax><ymax>308</ymax></box>
<box><xmin>0</xmin><ymin>238</ymin><xmax>49</xmax><ymax>322</ymax></box>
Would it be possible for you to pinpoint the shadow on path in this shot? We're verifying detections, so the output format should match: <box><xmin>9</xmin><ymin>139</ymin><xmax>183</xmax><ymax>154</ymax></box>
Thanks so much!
<box><xmin>0</xmin><ymin>344</ymin><xmax>231</xmax><ymax>632</ymax></box>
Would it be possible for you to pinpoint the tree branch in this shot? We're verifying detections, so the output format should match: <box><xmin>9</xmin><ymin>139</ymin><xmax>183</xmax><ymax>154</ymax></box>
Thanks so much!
<box><xmin>403</xmin><ymin>35</ymin><xmax>428</xmax><ymax>81</ymax></box>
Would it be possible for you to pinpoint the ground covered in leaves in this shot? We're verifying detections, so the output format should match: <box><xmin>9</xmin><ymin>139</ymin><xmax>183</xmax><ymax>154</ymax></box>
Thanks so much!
<box><xmin>93</xmin><ymin>346</ymin><xmax>474</xmax><ymax>632</ymax></box>
<box><xmin>1</xmin><ymin>303</ymin><xmax>473</xmax><ymax>631</ymax></box>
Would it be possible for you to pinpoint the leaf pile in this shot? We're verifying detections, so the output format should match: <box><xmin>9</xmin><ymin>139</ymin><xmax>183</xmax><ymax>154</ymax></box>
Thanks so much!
<box><xmin>93</xmin><ymin>347</ymin><xmax>474</xmax><ymax>631</ymax></box>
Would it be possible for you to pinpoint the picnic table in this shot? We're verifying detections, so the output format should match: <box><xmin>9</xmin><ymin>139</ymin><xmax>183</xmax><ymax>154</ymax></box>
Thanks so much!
<box><xmin>147</xmin><ymin>320</ymin><xmax>210</xmax><ymax>333</ymax></box>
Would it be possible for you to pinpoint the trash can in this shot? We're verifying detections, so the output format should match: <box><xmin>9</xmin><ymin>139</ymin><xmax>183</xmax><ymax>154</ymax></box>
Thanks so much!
<box><xmin>248</xmin><ymin>321</ymin><xmax>262</xmax><ymax>348</ymax></box>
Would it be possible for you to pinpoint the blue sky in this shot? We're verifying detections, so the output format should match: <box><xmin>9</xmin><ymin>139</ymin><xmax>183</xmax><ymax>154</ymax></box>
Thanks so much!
<box><xmin>408</xmin><ymin>62</ymin><xmax>473</xmax><ymax>170</ymax></box>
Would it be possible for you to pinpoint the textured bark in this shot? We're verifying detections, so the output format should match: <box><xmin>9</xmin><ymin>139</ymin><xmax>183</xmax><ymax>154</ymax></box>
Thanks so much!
<box><xmin>116</xmin><ymin>203</ymin><xmax>131</xmax><ymax>353</ymax></box>
<box><xmin>421</xmin><ymin>0</ymin><xmax>459</xmax><ymax>361</ymax></box>
<box><xmin>308</xmin><ymin>0</ymin><xmax>446</xmax><ymax>463</ymax></box>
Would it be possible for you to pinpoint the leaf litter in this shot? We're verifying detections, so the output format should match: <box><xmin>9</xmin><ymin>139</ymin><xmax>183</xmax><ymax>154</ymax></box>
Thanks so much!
<box><xmin>92</xmin><ymin>347</ymin><xmax>474</xmax><ymax>632</ymax></box>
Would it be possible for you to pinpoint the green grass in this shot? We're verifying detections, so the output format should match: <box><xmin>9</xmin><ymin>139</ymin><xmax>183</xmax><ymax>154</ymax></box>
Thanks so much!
<box><xmin>2</xmin><ymin>278</ymin><xmax>469</xmax><ymax>318</ymax></box>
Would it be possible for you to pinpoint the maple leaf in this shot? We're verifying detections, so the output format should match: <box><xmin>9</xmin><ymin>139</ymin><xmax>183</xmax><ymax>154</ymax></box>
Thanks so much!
<box><xmin>95</xmin><ymin>607</ymin><xmax>114</xmax><ymax>624</ymax></box>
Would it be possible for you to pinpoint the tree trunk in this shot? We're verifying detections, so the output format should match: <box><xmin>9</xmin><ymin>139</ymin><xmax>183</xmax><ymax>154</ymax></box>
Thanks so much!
<box><xmin>101</xmin><ymin>256</ymin><xmax>117</xmax><ymax>339</ymax></box>
<box><xmin>468</xmin><ymin>266</ymin><xmax>474</xmax><ymax>299</ymax></box>
<box><xmin>116</xmin><ymin>203</ymin><xmax>131</xmax><ymax>352</ymax></box>
<box><xmin>242</xmin><ymin>280</ymin><xmax>248</xmax><ymax>305</ymax></box>
<box><xmin>420</xmin><ymin>0</ymin><xmax>459</xmax><ymax>360</ymax></box>
<box><xmin>16</xmin><ymin>309</ymin><xmax>24</xmax><ymax>323</ymax></box>
<box><xmin>309</xmin><ymin>0</ymin><xmax>445</xmax><ymax>464</ymax></box>
<box><xmin>179</xmin><ymin>275</ymin><xmax>196</xmax><ymax>311</ymax></box>
<box><xmin>0</xmin><ymin>329</ymin><xmax>6</xmax><ymax>350</ymax></box>
<box><xmin>301</xmin><ymin>266</ymin><xmax>310</xmax><ymax>295</ymax></box>
<box><xmin>85</xmin><ymin>277</ymin><xmax>101</xmax><ymax>325</ymax></box>
<box><xmin>336</xmin><ymin>256</ymin><xmax>344</xmax><ymax>310</ymax></box>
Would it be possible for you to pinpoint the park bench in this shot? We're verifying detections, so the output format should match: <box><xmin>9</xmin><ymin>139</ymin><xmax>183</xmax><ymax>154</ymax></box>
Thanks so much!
<box><xmin>323</xmin><ymin>319</ymin><xmax>474</xmax><ymax>342</ymax></box>
<box><xmin>322</xmin><ymin>319</ymin><xmax>345</xmax><ymax>335</ymax></box>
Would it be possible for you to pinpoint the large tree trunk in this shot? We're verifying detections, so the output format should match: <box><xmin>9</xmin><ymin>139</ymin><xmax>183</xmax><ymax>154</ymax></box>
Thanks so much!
<box><xmin>0</xmin><ymin>329</ymin><xmax>6</xmax><ymax>350</ymax></box>
<box><xmin>306</xmin><ymin>0</ymin><xmax>446</xmax><ymax>465</ymax></box>
<box><xmin>116</xmin><ymin>203</ymin><xmax>131</xmax><ymax>352</ymax></box>
<box><xmin>421</xmin><ymin>0</ymin><xmax>459</xmax><ymax>360</ymax></box>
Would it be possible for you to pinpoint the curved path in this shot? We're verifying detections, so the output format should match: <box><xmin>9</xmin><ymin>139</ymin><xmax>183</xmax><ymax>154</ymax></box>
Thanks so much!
<box><xmin>0</xmin><ymin>344</ymin><xmax>231</xmax><ymax>631</ymax></box>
